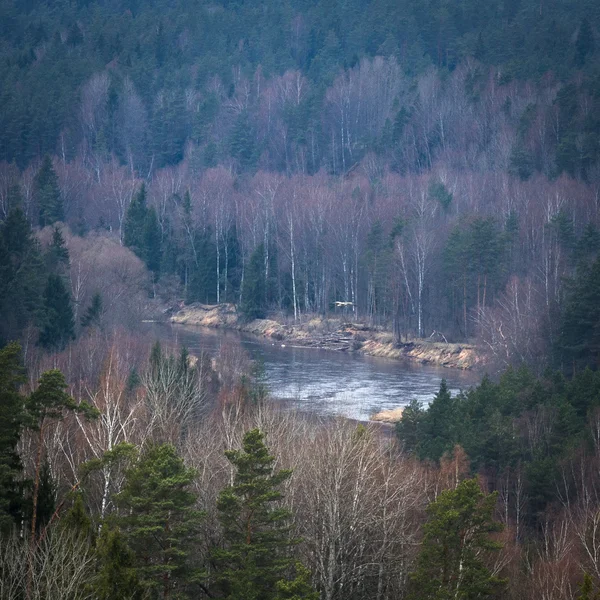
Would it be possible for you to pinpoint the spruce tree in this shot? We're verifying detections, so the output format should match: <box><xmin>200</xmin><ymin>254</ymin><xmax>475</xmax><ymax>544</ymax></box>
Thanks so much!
<box><xmin>38</xmin><ymin>273</ymin><xmax>75</xmax><ymax>350</ymax></box>
<box><xmin>46</xmin><ymin>225</ymin><xmax>69</xmax><ymax>274</ymax></box>
<box><xmin>143</xmin><ymin>206</ymin><xmax>162</xmax><ymax>276</ymax></box>
<box><xmin>559</xmin><ymin>256</ymin><xmax>600</xmax><ymax>371</ymax></box>
<box><xmin>94</xmin><ymin>525</ymin><xmax>145</xmax><ymax>600</ymax></box>
<box><xmin>0</xmin><ymin>206</ymin><xmax>45</xmax><ymax>343</ymax></box>
<box><xmin>408</xmin><ymin>478</ymin><xmax>505</xmax><ymax>600</ymax></box>
<box><xmin>229</xmin><ymin>110</ymin><xmax>257</xmax><ymax>171</ymax></box>
<box><xmin>213</xmin><ymin>429</ymin><xmax>316</xmax><ymax>600</ymax></box>
<box><xmin>115</xmin><ymin>444</ymin><xmax>204</xmax><ymax>599</ymax></box>
<box><xmin>241</xmin><ymin>244</ymin><xmax>266</xmax><ymax>320</ymax></box>
<box><xmin>123</xmin><ymin>184</ymin><xmax>148</xmax><ymax>257</ymax></box>
<box><xmin>35</xmin><ymin>155</ymin><xmax>63</xmax><ymax>227</ymax></box>
<box><xmin>81</xmin><ymin>292</ymin><xmax>104</xmax><ymax>329</ymax></box>
<box><xmin>0</xmin><ymin>342</ymin><xmax>26</xmax><ymax>532</ymax></box>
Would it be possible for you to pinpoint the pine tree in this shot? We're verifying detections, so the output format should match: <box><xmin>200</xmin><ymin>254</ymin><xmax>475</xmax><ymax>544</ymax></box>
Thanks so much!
<box><xmin>25</xmin><ymin>369</ymin><xmax>96</xmax><ymax>540</ymax></box>
<box><xmin>241</xmin><ymin>244</ymin><xmax>267</xmax><ymax>320</ymax></box>
<box><xmin>35</xmin><ymin>155</ymin><xmax>63</xmax><ymax>227</ymax></box>
<box><xmin>408</xmin><ymin>478</ymin><xmax>505</xmax><ymax>600</ymax></box>
<box><xmin>38</xmin><ymin>273</ymin><xmax>75</xmax><ymax>350</ymax></box>
<box><xmin>115</xmin><ymin>444</ymin><xmax>204</xmax><ymax>599</ymax></box>
<box><xmin>213</xmin><ymin>429</ymin><xmax>316</xmax><ymax>600</ymax></box>
<box><xmin>0</xmin><ymin>342</ymin><xmax>26</xmax><ymax>532</ymax></box>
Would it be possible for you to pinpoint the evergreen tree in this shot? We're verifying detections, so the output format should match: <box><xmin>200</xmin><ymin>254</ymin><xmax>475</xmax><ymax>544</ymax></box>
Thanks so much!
<box><xmin>229</xmin><ymin>110</ymin><xmax>258</xmax><ymax>171</ymax></box>
<box><xmin>577</xmin><ymin>573</ymin><xmax>600</xmax><ymax>600</ymax></box>
<box><xmin>575</xmin><ymin>19</ymin><xmax>595</xmax><ymax>67</ymax></box>
<box><xmin>241</xmin><ymin>244</ymin><xmax>267</xmax><ymax>320</ymax></box>
<box><xmin>34</xmin><ymin>458</ymin><xmax>55</xmax><ymax>534</ymax></box>
<box><xmin>395</xmin><ymin>398</ymin><xmax>424</xmax><ymax>454</ymax></box>
<box><xmin>123</xmin><ymin>184</ymin><xmax>148</xmax><ymax>257</ymax></box>
<box><xmin>0</xmin><ymin>206</ymin><xmax>45</xmax><ymax>343</ymax></box>
<box><xmin>420</xmin><ymin>380</ymin><xmax>460</xmax><ymax>461</ymax></box>
<box><xmin>35</xmin><ymin>155</ymin><xmax>63</xmax><ymax>227</ymax></box>
<box><xmin>0</xmin><ymin>342</ymin><xmax>26</xmax><ymax>532</ymax></box>
<box><xmin>38</xmin><ymin>273</ymin><xmax>75</xmax><ymax>350</ymax></box>
<box><xmin>115</xmin><ymin>444</ymin><xmax>204</xmax><ymax>599</ymax></box>
<box><xmin>187</xmin><ymin>228</ymin><xmax>217</xmax><ymax>304</ymax></box>
<box><xmin>213</xmin><ymin>428</ymin><xmax>315</xmax><ymax>600</ymax></box>
<box><xmin>143</xmin><ymin>206</ymin><xmax>162</xmax><ymax>277</ymax></box>
<box><xmin>46</xmin><ymin>225</ymin><xmax>69</xmax><ymax>274</ymax></box>
<box><xmin>25</xmin><ymin>368</ymin><xmax>96</xmax><ymax>540</ymax></box>
<box><xmin>559</xmin><ymin>256</ymin><xmax>600</xmax><ymax>371</ymax></box>
<box><xmin>59</xmin><ymin>492</ymin><xmax>93</xmax><ymax>541</ymax></box>
<box><xmin>94</xmin><ymin>525</ymin><xmax>145</xmax><ymax>600</ymax></box>
<box><xmin>81</xmin><ymin>292</ymin><xmax>104</xmax><ymax>329</ymax></box>
<box><xmin>408</xmin><ymin>478</ymin><xmax>505</xmax><ymax>600</ymax></box>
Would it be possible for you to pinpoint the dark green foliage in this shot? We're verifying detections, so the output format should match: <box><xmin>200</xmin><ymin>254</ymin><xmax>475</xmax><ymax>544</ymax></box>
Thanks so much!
<box><xmin>0</xmin><ymin>0</ymin><xmax>599</xmax><ymax>176</ymax></box>
<box><xmin>46</xmin><ymin>225</ymin><xmax>69</xmax><ymax>274</ymax></box>
<box><xmin>0</xmin><ymin>206</ymin><xmax>45</xmax><ymax>344</ymax></box>
<box><xmin>38</xmin><ymin>273</ymin><xmax>75</xmax><ymax>350</ymax></box>
<box><xmin>115</xmin><ymin>444</ymin><xmax>203</xmax><ymax>598</ymax></box>
<box><xmin>444</xmin><ymin>218</ymin><xmax>507</xmax><ymax>337</ymax></box>
<box><xmin>26</xmin><ymin>369</ymin><xmax>80</xmax><ymax>428</ymax></box>
<box><xmin>274</xmin><ymin>564</ymin><xmax>319</xmax><ymax>600</ymax></box>
<box><xmin>25</xmin><ymin>368</ymin><xmax>97</xmax><ymax>539</ymax></box>
<box><xmin>428</xmin><ymin>181</ymin><xmax>453</xmax><ymax>212</ymax></box>
<box><xmin>123</xmin><ymin>184</ymin><xmax>148</xmax><ymax>257</ymax></box>
<box><xmin>94</xmin><ymin>525</ymin><xmax>145</xmax><ymax>600</ymax></box>
<box><xmin>213</xmin><ymin>428</ymin><xmax>314</xmax><ymax>600</ymax></box>
<box><xmin>0</xmin><ymin>342</ymin><xmax>26</xmax><ymax>532</ymax></box>
<box><xmin>230</xmin><ymin>110</ymin><xmax>258</xmax><ymax>171</ymax></box>
<box><xmin>577</xmin><ymin>573</ymin><xmax>600</xmax><ymax>600</ymax></box>
<box><xmin>408</xmin><ymin>479</ymin><xmax>505</xmax><ymax>600</ymax></box>
<box><xmin>241</xmin><ymin>244</ymin><xmax>267</xmax><ymax>320</ymax></box>
<box><xmin>397</xmin><ymin>364</ymin><xmax>600</xmax><ymax>523</ymax></box>
<box><xmin>59</xmin><ymin>492</ymin><xmax>93</xmax><ymax>541</ymax></box>
<box><xmin>418</xmin><ymin>380</ymin><xmax>459</xmax><ymax>462</ymax></box>
<box><xmin>186</xmin><ymin>228</ymin><xmax>217</xmax><ymax>304</ymax></box>
<box><xmin>558</xmin><ymin>255</ymin><xmax>600</xmax><ymax>371</ymax></box>
<box><xmin>576</xmin><ymin>19</ymin><xmax>595</xmax><ymax>67</ymax></box>
<box><xmin>34</xmin><ymin>459</ymin><xmax>55</xmax><ymax>534</ymax></box>
<box><xmin>395</xmin><ymin>398</ymin><xmax>424</xmax><ymax>454</ymax></box>
<box><xmin>123</xmin><ymin>184</ymin><xmax>162</xmax><ymax>276</ymax></box>
<box><xmin>35</xmin><ymin>155</ymin><xmax>63</xmax><ymax>227</ymax></box>
<box><xmin>81</xmin><ymin>292</ymin><xmax>104</xmax><ymax>329</ymax></box>
<box><xmin>143</xmin><ymin>206</ymin><xmax>162</xmax><ymax>276</ymax></box>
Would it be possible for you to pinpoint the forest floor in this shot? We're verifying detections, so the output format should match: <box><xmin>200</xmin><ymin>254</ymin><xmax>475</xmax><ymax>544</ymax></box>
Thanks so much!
<box><xmin>170</xmin><ymin>303</ymin><xmax>481</xmax><ymax>371</ymax></box>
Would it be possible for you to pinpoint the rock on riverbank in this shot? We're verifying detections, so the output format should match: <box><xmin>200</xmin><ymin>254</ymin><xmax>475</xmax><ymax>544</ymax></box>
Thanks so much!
<box><xmin>170</xmin><ymin>303</ymin><xmax>480</xmax><ymax>370</ymax></box>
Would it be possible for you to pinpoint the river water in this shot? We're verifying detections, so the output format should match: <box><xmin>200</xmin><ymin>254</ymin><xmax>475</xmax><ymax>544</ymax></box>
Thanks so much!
<box><xmin>147</xmin><ymin>323</ymin><xmax>480</xmax><ymax>422</ymax></box>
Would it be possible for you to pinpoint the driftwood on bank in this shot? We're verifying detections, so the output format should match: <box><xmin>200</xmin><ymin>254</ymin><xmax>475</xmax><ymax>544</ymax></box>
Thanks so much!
<box><xmin>170</xmin><ymin>303</ymin><xmax>481</xmax><ymax>370</ymax></box>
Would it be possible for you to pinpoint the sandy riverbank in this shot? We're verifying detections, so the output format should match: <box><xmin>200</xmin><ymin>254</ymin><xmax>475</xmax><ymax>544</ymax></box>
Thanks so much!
<box><xmin>170</xmin><ymin>303</ymin><xmax>482</xmax><ymax>372</ymax></box>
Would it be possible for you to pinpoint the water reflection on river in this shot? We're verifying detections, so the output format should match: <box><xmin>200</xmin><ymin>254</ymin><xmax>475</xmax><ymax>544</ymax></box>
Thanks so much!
<box><xmin>147</xmin><ymin>323</ymin><xmax>481</xmax><ymax>422</ymax></box>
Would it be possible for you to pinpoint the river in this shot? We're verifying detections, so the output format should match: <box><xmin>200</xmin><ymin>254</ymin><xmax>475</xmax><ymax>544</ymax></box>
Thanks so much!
<box><xmin>147</xmin><ymin>323</ymin><xmax>481</xmax><ymax>422</ymax></box>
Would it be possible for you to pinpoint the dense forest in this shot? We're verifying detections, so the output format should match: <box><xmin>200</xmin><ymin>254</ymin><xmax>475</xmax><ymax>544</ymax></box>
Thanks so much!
<box><xmin>2</xmin><ymin>0</ymin><xmax>600</xmax><ymax>598</ymax></box>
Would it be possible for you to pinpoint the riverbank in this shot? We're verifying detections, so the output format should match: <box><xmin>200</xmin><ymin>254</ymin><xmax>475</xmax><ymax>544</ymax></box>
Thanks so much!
<box><xmin>170</xmin><ymin>303</ymin><xmax>481</xmax><ymax>371</ymax></box>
